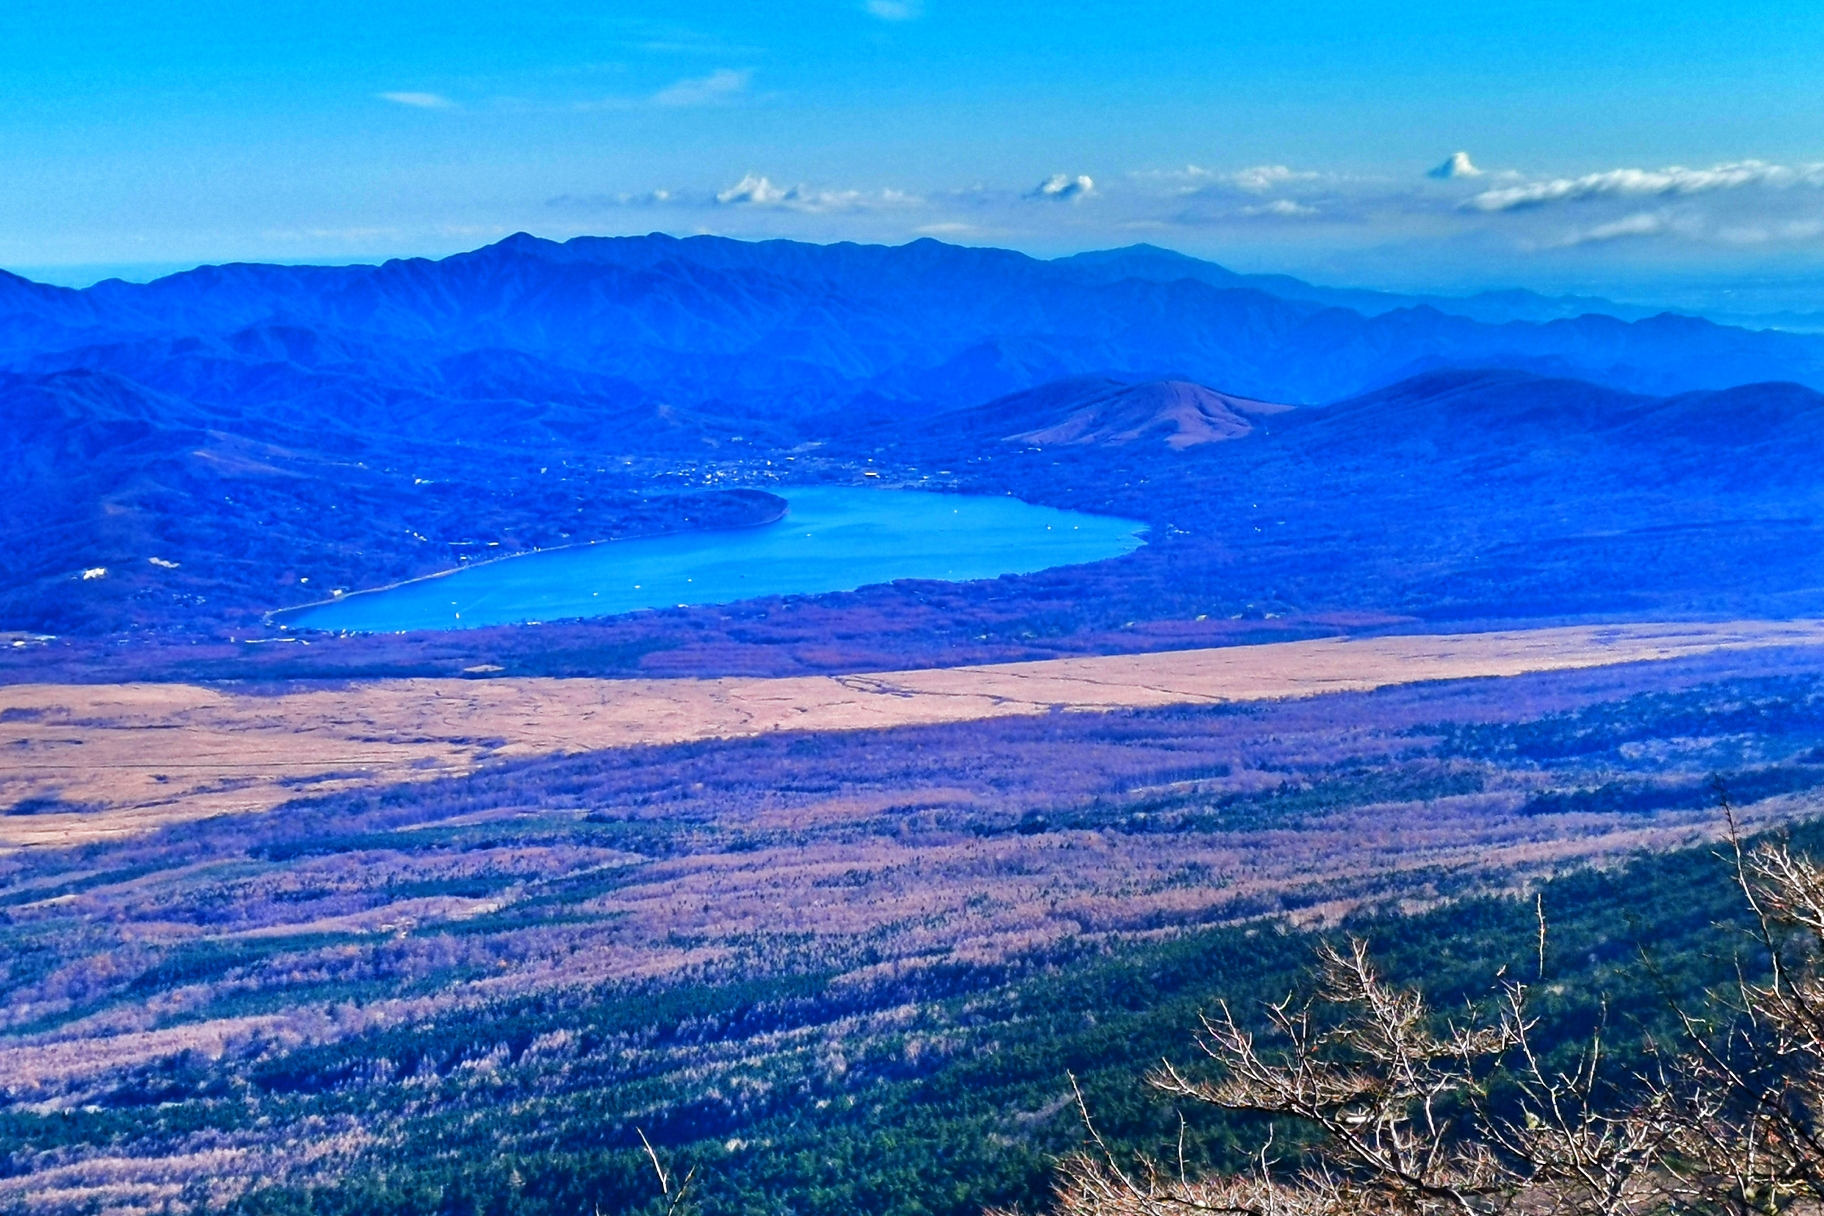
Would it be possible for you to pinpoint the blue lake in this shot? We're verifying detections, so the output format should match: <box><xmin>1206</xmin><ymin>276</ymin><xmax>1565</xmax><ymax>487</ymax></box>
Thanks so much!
<box><xmin>279</xmin><ymin>486</ymin><xmax>1147</xmax><ymax>633</ymax></box>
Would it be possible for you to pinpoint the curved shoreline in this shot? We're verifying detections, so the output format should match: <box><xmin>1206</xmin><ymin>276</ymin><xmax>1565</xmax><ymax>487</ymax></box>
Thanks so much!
<box><xmin>268</xmin><ymin>487</ymin><xmax>1145</xmax><ymax>635</ymax></box>
<box><xmin>266</xmin><ymin>491</ymin><xmax>790</xmax><ymax>629</ymax></box>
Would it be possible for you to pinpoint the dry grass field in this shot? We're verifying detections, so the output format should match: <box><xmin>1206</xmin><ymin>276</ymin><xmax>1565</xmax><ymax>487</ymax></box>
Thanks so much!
<box><xmin>3</xmin><ymin>634</ymin><xmax>1822</xmax><ymax>1092</ymax></box>
<box><xmin>5</xmin><ymin>626</ymin><xmax>1824</xmax><ymax>1213</ymax></box>
<box><xmin>3</xmin><ymin>620</ymin><xmax>1822</xmax><ymax>847</ymax></box>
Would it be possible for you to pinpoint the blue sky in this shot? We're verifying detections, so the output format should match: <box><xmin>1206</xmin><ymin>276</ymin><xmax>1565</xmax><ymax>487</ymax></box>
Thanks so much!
<box><xmin>6</xmin><ymin>1</ymin><xmax>1824</xmax><ymax>307</ymax></box>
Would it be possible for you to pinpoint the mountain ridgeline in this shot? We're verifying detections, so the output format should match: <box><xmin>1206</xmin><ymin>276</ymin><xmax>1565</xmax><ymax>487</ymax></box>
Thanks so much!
<box><xmin>3</xmin><ymin>232</ymin><xmax>1824</xmax><ymax>652</ymax></box>
<box><xmin>7</xmin><ymin>232</ymin><xmax>1824</xmax><ymax>423</ymax></box>
<box><xmin>11</xmin><ymin>233</ymin><xmax>1824</xmax><ymax>1216</ymax></box>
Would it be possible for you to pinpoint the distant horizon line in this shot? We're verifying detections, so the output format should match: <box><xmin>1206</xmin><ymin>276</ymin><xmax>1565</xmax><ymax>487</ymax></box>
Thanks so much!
<box><xmin>5</xmin><ymin>230</ymin><xmax>1823</xmax><ymax>327</ymax></box>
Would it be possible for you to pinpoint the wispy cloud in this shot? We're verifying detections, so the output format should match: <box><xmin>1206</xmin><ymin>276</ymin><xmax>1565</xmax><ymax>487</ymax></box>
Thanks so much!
<box><xmin>1545</xmin><ymin>211</ymin><xmax>1671</xmax><ymax>247</ymax></box>
<box><xmin>1469</xmin><ymin>160</ymin><xmax>1824</xmax><ymax>211</ymax></box>
<box><xmin>1141</xmin><ymin>164</ymin><xmax>1322</xmax><ymax>195</ymax></box>
<box><xmin>1028</xmin><ymin>173</ymin><xmax>1095</xmax><ymax>202</ymax></box>
<box><xmin>1579</xmin><ymin>212</ymin><xmax>1668</xmax><ymax>242</ymax></box>
<box><xmin>865</xmin><ymin>0</ymin><xmax>924</xmax><ymax>19</ymax></box>
<box><xmin>1117</xmin><ymin>155</ymin><xmax>1824</xmax><ymax>253</ymax></box>
<box><xmin>716</xmin><ymin>174</ymin><xmax>924</xmax><ymax>213</ymax></box>
<box><xmin>1241</xmin><ymin>198</ymin><xmax>1319</xmax><ymax>218</ymax></box>
<box><xmin>1231</xmin><ymin>165</ymin><xmax>1320</xmax><ymax>193</ymax></box>
<box><xmin>549</xmin><ymin>176</ymin><xmax>923</xmax><ymax>215</ymax></box>
<box><xmin>547</xmin><ymin>189</ymin><xmax>675</xmax><ymax>210</ymax></box>
<box><xmin>653</xmin><ymin>68</ymin><xmax>751</xmax><ymax>107</ymax></box>
<box><xmin>547</xmin><ymin>153</ymin><xmax>1824</xmax><ymax>276</ymax></box>
<box><xmin>1127</xmin><ymin>163</ymin><xmax>1373</xmax><ymax>230</ymax></box>
<box><xmin>378</xmin><ymin>91</ymin><xmax>456</xmax><ymax>110</ymax></box>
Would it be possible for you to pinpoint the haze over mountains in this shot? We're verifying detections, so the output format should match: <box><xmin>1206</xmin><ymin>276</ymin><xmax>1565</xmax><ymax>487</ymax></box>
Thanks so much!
<box><xmin>4</xmin><ymin>232</ymin><xmax>1824</xmax><ymax>652</ymax></box>
<box><xmin>11</xmin><ymin>244</ymin><xmax>1824</xmax><ymax>1216</ymax></box>
<box><xmin>8</xmin><ymin>233</ymin><xmax>1824</xmax><ymax>420</ymax></box>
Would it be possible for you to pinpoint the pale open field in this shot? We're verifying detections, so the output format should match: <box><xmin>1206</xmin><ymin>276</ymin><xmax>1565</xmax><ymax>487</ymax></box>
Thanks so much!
<box><xmin>5</xmin><ymin>620</ymin><xmax>1824</xmax><ymax>1109</ymax></box>
<box><xmin>5</xmin><ymin>619</ymin><xmax>1824</xmax><ymax>847</ymax></box>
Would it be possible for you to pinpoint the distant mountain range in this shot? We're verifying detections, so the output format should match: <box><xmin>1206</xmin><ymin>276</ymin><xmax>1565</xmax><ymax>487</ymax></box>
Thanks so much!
<box><xmin>6</xmin><ymin>233</ymin><xmax>1824</xmax><ymax>428</ymax></box>
<box><xmin>5</xmin><ymin>233</ymin><xmax>1824</xmax><ymax>646</ymax></box>
<box><xmin>1050</xmin><ymin>245</ymin><xmax>1658</xmax><ymax>324</ymax></box>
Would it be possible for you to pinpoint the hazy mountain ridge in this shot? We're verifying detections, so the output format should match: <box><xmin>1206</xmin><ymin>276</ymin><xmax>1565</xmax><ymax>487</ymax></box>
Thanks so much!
<box><xmin>1293</xmin><ymin>369</ymin><xmax>1824</xmax><ymax>484</ymax></box>
<box><xmin>1050</xmin><ymin>243</ymin><xmax>1670</xmax><ymax>324</ymax></box>
<box><xmin>8</xmin><ymin>235</ymin><xmax>1824</xmax><ymax>421</ymax></box>
<box><xmin>7</xmin><ymin>234</ymin><xmax>1824</xmax><ymax>645</ymax></box>
<box><xmin>0</xmin><ymin>367</ymin><xmax>787</xmax><ymax>636</ymax></box>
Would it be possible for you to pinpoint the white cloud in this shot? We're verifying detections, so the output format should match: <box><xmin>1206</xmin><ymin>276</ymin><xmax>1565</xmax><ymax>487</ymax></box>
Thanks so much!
<box><xmin>1428</xmin><ymin>151</ymin><xmax>1483</xmax><ymax>180</ymax></box>
<box><xmin>865</xmin><ymin>0</ymin><xmax>924</xmax><ymax>18</ymax></box>
<box><xmin>1029</xmin><ymin>173</ymin><xmax>1095</xmax><ymax>202</ymax></box>
<box><xmin>1109</xmin><ymin>155</ymin><xmax>1824</xmax><ymax>255</ymax></box>
<box><xmin>1545</xmin><ymin>211</ymin><xmax>1670</xmax><ymax>247</ymax></box>
<box><xmin>1582</xmin><ymin>212</ymin><xmax>1667</xmax><ymax>241</ymax></box>
<box><xmin>1126</xmin><ymin>164</ymin><xmax>1366</xmax><ymax>229</ymax></box>
<box><xmin>378</xmin><ymin>91</ymin><xmax>456</xmax><ymax>109</ymax></box>
<box><xmin>547</xmin><ymin>189</ymin><xmax>676</xmax><ymax>210</ymax></box>
<box><xmin>654</xmin><ymin>68</ymin><xmax>751</xmax><ymax>107</ymax></box>
<box><xmin>1232</xmin><ymin>164</ymin><xmax>1317</xmax><ymax>192</ymax></box>
<box><xmin>1137</xmin><ymin>164</ymin><xmax>1322</xmax><ymax>196</ymax></box>
<box><xmin>538</xmin><ymin>153</ymin><xmax>1824</xmax><ymax>267</ymax></box>
<box><xmin>1470</xmin><ymin>160</ymin><xmax>1824</xmax><ymax>211</ymax></box>
<box><xmin>716</xmin><ymin>174</ymin><xmax>923</xmax><ymax>213</ymax></box>
<box><xmin>1241</xmin><ymin>198</ymin><xmax>1319</xmax><ymax>218</ymax></box>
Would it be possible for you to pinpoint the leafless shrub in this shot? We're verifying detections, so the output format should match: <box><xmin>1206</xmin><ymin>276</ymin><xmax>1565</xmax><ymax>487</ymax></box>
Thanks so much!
<box><xmin>1032</xmin><ymin>936</ymin><xmax>1666</xmax><ymax>1216</ymax></box>
<box><xmin>1647</xmin><ymin>804</ymin><xmax>1824</xmax><ymax>1214</ymax></box>
<box><xmin>1029</xmin><ymin>802</ymin><xmax>1824</xmax><ymax>1216</ymax></box>
<box><xmin>636</xmin><ymin>1127</ymin><xmax>697</xmax><ymax>1216</ymax></box>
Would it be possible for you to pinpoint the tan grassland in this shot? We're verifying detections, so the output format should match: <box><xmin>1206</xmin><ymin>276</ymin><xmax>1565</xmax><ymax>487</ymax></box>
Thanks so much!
<box><xmin>5</xmin><ymin>619</ymin><xmax>1824</xmax><ymax>847</ymax></box>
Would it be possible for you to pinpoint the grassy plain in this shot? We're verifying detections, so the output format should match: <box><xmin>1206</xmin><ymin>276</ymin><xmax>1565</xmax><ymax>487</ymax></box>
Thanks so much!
<box><xmin>11</xmin><ymin>237</ymin><xmax>1824</xmax><ymax>1215</ymax></box>
<box><xmin>5</xmin><ymin>620</ymin><xmax>1821</xmax><ymax>847</ymax></box>
<box><xmin>6</xmin><ymin>641</ymin><xmax>1824</xmax><ymax>1211</ymax></box>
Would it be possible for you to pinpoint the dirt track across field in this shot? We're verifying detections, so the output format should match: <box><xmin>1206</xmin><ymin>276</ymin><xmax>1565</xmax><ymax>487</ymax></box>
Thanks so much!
<box><xmin>5</xmin><ymin>619</ymin><xmax>1823</xmax><ymax>847</ymax></box>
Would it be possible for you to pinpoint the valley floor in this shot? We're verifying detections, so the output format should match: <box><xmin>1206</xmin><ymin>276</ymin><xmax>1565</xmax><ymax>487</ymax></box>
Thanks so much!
<box><xmin>5</xmin><ymin>619</ymin><xmax>1819</xmax><ymax>846</ymax></box>
<box><xmin>7</xmin><ymin>626</ymin><xmax>1824</xmax><ymax>1213</ymax></box>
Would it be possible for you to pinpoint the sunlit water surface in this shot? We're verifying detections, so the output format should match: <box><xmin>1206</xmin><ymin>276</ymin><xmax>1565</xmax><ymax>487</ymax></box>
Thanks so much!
<box><xmin>281</xmin><ymin>486</ymin><xmax>1146</xmax><ymax>633</ymax></box>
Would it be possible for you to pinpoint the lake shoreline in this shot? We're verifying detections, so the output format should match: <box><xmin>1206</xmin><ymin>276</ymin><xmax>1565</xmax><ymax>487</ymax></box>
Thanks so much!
<box><xmin>266</xmin><ymin>488</ymin><xmax>790</xmax><ymax>630</ymax></box>
<box><xmin>277</xmin><ymin>486</ymin><xmax>1146</xmax><ymax>635</ymax></box>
